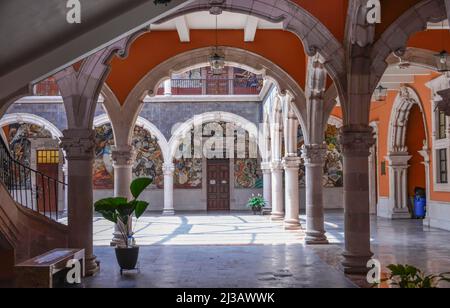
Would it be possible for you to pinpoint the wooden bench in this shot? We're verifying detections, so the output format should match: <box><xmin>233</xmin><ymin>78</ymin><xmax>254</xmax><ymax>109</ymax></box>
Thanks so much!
<box><xmin>15</xmin><ymin>248</ymin><xmax>85</xmax><ymax>288</ymax></box>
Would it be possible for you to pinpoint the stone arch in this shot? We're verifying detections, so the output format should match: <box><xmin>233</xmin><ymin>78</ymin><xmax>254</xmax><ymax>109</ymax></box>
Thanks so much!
<box><xmin>93</xmin><ymin>114</ymin><xmax>170</xmax><ymax>163</ymax></box>
<box><xmin>122</xmin><ymin>47</ymin><xmax>310</xmax><ymax>144</ymax></box>
<box><xmin>0</xmin><ymin>113</ymin><xmax>63</xmax><ymax>140</ymax></box>
<box><xmin>168</xmin><ymin>111</ymin><xmax>262</xmax><ymax>160</ymax></box>
<box><xmin>370</xmin><ymin>0</ymin><xmax>446</xmax><ymax>93</ymax></box>
<box><xmin>385</xmin><ymin>86</ymin><xmax>429</xmax><ymax>219</ymax></box>
<box><xmin>156</xmin><ymin>0</ymin><xmax>346</xmax><ymax>94</ymax></box>
<box><xmin>388</xmin><ymin>86</ymin><xmax>429</xmax><ymax>153</ymax></box>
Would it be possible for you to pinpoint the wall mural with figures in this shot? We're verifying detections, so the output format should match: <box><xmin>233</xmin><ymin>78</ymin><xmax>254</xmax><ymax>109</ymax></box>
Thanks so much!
<box><xmin>174</xmin><ymin>158</ymin><xmax>202</xmax><ymax>189</ymax></box>
<box><xmin>93</xmin><ymin>123</ymin><xmax>164</xmax><ymax>189</ymax></box>
<box><xmin>2</xmin><ymin>123</ymin><xmax>54</xmax><ymax>188</ymax></box>
<box><xmin>234</xmin><ymin>159</ymin><xmax>263</xmax><ymax>189</ymax></box>
<box><xmin>297</xmin><ymin>124</ymin><xmax>343</xmax><ymax>188</ymax></box>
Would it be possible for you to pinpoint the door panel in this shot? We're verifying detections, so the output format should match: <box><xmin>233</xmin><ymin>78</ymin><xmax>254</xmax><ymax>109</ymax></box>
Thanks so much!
<box><xmin>36</xmin><ymin>150</ymin><xmax>59</xmax><ymax>213</ymax></box>
<box><xmin>207</xmin><ymin>159</ymin><xmax>230</xmax><ymax>211</ymax></box>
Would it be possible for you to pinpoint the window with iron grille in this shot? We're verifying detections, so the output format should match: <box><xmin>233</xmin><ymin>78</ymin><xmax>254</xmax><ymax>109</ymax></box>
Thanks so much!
<box><xmin>438</xmin><ymin>149</ymin><xmax>448</xmax><ymax>184</ymax></box>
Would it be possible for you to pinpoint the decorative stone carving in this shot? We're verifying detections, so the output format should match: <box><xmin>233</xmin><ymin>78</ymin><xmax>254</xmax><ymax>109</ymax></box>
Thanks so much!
<box><xmin>339</xmin><ymin>125</ymin><xmax>375</xmax><ymax>157</ymax></box>
<box><xmin>60</xmin><ymin>129</ymin><xmax>95</xmax><ymax>160</ymax></box>
<box><xmin>301</xmin><ymin>144</ymin><xmax>327</xmax><ymax>166</ymax></box>
<box><xmin>111</xmin><ymin>146</ymin><xmax>136</xmax><ymax>167</ymax></box>
<box><xmin>386</xmin><ymin>152</ymin><xmax>412</xmax><ymax>219</ymax></box>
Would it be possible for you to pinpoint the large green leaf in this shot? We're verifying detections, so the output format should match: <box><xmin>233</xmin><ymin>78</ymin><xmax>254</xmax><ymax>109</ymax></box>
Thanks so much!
<box><xmin>98</xmin><ymin>210</ymin><xmax>118</xmax><ymax>224</ymax></box>
<box><xmin>130</xmin><ymin>178</ymin><xmax>152</xmax><ymax>199</ymax></box>
<box><xmin>134</xmin><ymin>201</ymin><xmax>150</xmax><ymax>219</ymax></box>
<box><xmin>94</xmin><ymin>197</ymin><xmax>127</xmax><ymax>212</ymax></box>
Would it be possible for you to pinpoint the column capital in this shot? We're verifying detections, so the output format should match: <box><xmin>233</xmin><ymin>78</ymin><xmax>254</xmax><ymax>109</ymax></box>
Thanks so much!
<box><xmin>339</xmin><ymin>125</ymin><xmax>375</xmax><ymax>157</ymax></box>
<box><xmin>271</xmin><ymin>161</ymin><xmax>284</xmax><ymax>171</ymax></box>
<box><xmin>111</xmin><ymin>146</ymin><xmax>136</xmax><ymax>167</ymax></box>
<box><xmin>301</xmin><ymin>143</ymin><xmax>327</xmax><ymax>165</ymax></box>
<box><xmin>163</xmin><ymin>163</ymin><xmax>175</xmax><ymax>176</ymax></box>
<box><xmin>282</xmin><ymin>157</ymin><xmax>301</xmax><ymax>169</ymax></box>
<box><xmin>260</xmin><ymin>162</ymin><xmax>272</xmax><ymax>172</ymax></box>
<box><xmin>60</xmin><ymin>129</ymin><xmax>95</xmax><ymax>160</ymax></box>
<box><xmin>386</xmin><ymin>152</ymin><xmax>412</xmax><ymax>168</ymax></box>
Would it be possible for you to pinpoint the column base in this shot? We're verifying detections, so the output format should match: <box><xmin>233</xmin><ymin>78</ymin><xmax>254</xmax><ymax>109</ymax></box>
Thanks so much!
<box><xmin>305</xmin><ymin>231</ymin><xmax>329</xmax><ymax>245</ymax></box>
<box><xmin>284</xmin><ymin>219</ymin><xmax>301</xmax><ymax>230</ymax></box>
<box><xmin>390</xmin><ymin>208</ymin><xmax>411</xmax><ymax>219</ymax></box>
<box><xmin>162</xmin><ymin>209</ymin><xmax>175</xmax><ymax>216</ymax></box>
<box><xmin>85</xmin><ymin>255</ymin><xmax>100</xmax><ymax>277</ymax></box>
<box><xmin>271</xmin><ymin>212</ymin><xmax>284</xmax><ymax>221</ymax></box>
<box><xmin>342</xmin><ymin>251</ymin><xmax>373</xmax><ymax>275</ymax></box>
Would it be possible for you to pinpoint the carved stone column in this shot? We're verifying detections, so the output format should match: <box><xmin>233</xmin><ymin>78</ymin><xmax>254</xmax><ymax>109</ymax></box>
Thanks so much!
<box><xmin>261</xmin><ymin>162</ymin><xmax>272</xmax><ymax>210</ymax></box>
<box><xmin>60</xmin><ymin>128</ymin><xmax>99</xmax><ymax>276</ymax></box>
<box><xmin>163</xmin><ymin>163</ymin><xmax>175</xmax><ymax>215</ymax></box>
<box><xmin>110</xmin><ymin>146</ymin><xmax>136</xmax><ymax>246</ymax></box>
<box><xmin>283</xmin><ymin>157</ymin><xmax>301</xmax><ymax>230</ymax></box>
<box><xmin>340</xmin><ymin>125</ymin><xmax>375</xmax><ymax>275</ymax></box>
<box><xmin>302</xmin><ymin>143</ymin><xmax>329</xmax><ymax>244</ymax></box>
<box><xmin>368</xmin><ymin>145</ymin><xmax>377</xmax><ymax>215</ymax></box>
<box><xmin>270</xmin><ymin>161</ymin><xmax>284</xmax><ymax>221</ymax></box>
<box><xmin>386</xmin><ymin>152</ymin><xmax>412</xmax><ymax>219</ymax></box>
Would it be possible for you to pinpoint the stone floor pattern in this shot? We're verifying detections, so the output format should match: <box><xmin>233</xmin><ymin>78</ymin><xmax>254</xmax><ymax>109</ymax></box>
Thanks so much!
<box><xmin>84</xmin><ymin>211</ymin><xmax>450</xmax><ymax>288</ymax></box>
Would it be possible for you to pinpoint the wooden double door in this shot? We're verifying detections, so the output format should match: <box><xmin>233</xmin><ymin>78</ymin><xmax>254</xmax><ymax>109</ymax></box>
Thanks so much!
<box><xmin>207</xmin><ymin>159</ymin><xmax>230</xmax><ymax>211</ymax></box>
<box><xmin>36</xmin><ymin>150</ymin><xmax>59</xmax><ymax>212</ymax></box>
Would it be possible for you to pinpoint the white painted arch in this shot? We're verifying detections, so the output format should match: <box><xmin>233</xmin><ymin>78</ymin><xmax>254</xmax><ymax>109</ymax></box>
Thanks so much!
<box><xmin>387</xmin><ymin>86</ymin><xmax>429</xmax><ymax>153</ymax></box>
<box><xmin>93</xmin><ymin>113</ymin><xmax>170</xmax><ymax>163</ymax></box>
<box><xmin>168</xmin><ymin>111</ymin><xmax>262</xmax><ymax>160</ymax></box>
<box><xmin>0</xmin><ymin>113</ymin><xmax>63</xmax><ymax>139</ymax></box>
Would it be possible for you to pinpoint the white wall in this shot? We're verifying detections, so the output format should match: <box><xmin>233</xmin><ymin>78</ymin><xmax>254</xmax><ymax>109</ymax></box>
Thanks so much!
<box><xmin>424</xmin><ymin>200</ymin><xmax>450</xmax><ymax>231</ymax></box>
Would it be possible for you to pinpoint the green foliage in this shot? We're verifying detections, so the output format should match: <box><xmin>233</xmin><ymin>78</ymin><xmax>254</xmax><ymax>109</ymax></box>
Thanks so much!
<box><xmin>383</xmin><ymin>264</ymin><xmax>450</xmax><ymax>288</ymax></box>
<box><xmin>94</xmin><ymin>178</ymin><xmax>151</xmax><ymax>247</ymax></box>
<box><xmin>247</xmin><ymin>194</ymin><xmax>266</xmax><ymax>210</ymax></box>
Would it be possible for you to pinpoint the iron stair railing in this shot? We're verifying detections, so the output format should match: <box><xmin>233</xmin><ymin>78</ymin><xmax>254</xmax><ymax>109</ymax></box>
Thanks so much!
<box><xmin>0</xmin><ymin>135</ymin><xmax>67</xmax><ymax>223</ymax></box>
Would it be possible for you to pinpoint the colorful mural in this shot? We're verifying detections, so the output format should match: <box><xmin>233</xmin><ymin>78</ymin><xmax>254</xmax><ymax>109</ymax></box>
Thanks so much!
<box><xmin>4</xmin><ymin>123</ymin><xmax>52</xmax><ymax>166</ymax></box>
<box><xmin>3</xmin><ymin>123</ymin><xmax>53</xmax><ymax>189</ymax></box>
<box><xmin>297</xmin><ymin>124</ymin><xmax>343</xmax><ymax>188</ymax></box>
<box><xmin>235</xmin><ymin>159</ymin><xmax>263</xmax><ymax>189</ymax></box>
<box><xmin>174</xmin><ymin>158</ymin><xmax>202</xmax><ymax>189</ymax></box>
<box><xmin>93</xmin><ymin>123</ymin><xmax>164</xmax><ymax>189</ymax></box>
<box><xmin>323</xmin><ymin>124</ymin><xmax>343</xmax><ymax>187</ymax></box>
<box><xmin>93</xmin><ymin>124</ymin><xmax>114</xmax><ymax>189</ymax></box>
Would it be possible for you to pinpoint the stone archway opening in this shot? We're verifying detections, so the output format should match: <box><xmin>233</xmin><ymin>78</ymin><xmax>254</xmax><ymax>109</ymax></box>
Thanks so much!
<box><xmin>385</xmin><ymin>86</ymin><xmax>429</xmax><ymax>219</ymax></box>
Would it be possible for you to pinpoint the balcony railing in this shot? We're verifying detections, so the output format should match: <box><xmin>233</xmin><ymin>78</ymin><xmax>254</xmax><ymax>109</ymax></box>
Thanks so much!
<box><xmin>33</xmin><ymin>78</ymin><xmax>60</xmax><ymax>96</ymax></box>
<box><xmin>158</xmin><ymin>78</ymin><xmax>264</xmax><ymax>96</ymax></box>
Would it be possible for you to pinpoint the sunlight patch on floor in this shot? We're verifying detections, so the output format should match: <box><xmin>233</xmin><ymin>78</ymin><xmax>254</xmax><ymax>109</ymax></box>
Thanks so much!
<box><xmin>93</xmin><ymin>214</ymin><xmax>305</xmax><ymax>246</ymax></box>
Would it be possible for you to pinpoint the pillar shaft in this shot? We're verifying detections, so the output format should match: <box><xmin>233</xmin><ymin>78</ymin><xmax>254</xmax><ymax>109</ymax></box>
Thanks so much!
<box><xmin>271</xmin><ymin>161</ymin><xmax>284</xmax><ymax>220</ymax></box>
<box><xmin>302</xmin><ymin>144</ymin><xmax>328</xmax><ymax>244</ymax></box>
<box><xmin>163</xmin><ymin>163</ymin><xmax>175</xmax><ymax>215</ymax></box>
<box><xmin>60</xmin><ymin>129</ymin><xmax>98</xmax><ymax>276</ymax></box>
<box><xmin>110</xmin><ymin>147</ymin><xmax>136</xmax><ymax>246</ymax></box>
<box><xmin>283</xmin><ymin>157</ymin><xmax>301</xmax><ymax>229</ymax></box>
<box><xmin>261</xmin><ymin>162</ymin><xmax>272</xmax><ymax>209</ymax></box>
<box><xmin>340</xmin><ymin>125</ymin><xmax>375</xmax><ymax>275</ymax></box>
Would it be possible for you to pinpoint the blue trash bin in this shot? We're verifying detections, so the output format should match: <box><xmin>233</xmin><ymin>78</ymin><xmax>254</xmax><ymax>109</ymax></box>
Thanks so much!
<box><xmin>414</xmin><ymin>196</ymin><xmax>426</xmax><ymax>219</ymax></box>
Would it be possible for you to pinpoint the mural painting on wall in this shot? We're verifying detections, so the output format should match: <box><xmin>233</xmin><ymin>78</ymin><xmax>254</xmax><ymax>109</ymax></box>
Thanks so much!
<box><xmin>296</xmin><ymin>124</ymin><xmax>343</xmax><ymax>188</ymax></box>
<box><xmin>235</xmin><ymin>159</ymin><xmax>263</xmax><ymax>189</ymax></box>
<box><xmin>323</xmin><ymin>124</ymin><xmax>343</xmax><ymax>187</ymax></box>
<box><xmin>3</xmin><ymin>123</ymin><xmax>53</xmax><ymax>188</ymax></box>
<box><xmin>93</xmin><ymin>123</ymin><xmax>164</xmax><ymax>189</ymax></box>
<box><xmin>132</xmin><ymin>125</ymin><xmax>164</xmax><ymax>189</ymax></box>
<box><xmin>174</xmin><ymin>158</ymin><xmax>203</xmax><ymax>189</ymax></box>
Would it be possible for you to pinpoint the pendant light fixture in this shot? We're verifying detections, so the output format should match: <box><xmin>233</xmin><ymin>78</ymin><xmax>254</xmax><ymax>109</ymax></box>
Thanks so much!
<box><xmin>208</xmin><ymin>13</ymin><xmax>225</xmax><ymax>75</ymax></box>
<box><xmin>374</xmin><ymin>84</ymin><xmax>388</xmax><ymax>102</ymax></box>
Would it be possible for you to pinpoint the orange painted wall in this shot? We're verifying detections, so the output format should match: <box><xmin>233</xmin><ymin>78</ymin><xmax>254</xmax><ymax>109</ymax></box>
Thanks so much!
<box><xmin>406</xmin><ymin>104</ymin><xmax>426</xmax><ymax>196</ymax></box>
<box><xmin>375</xmin><ymin>0</ymin><xmax>423</xmax><ymax>41</ymax></box>
<box><xmin>107</xmin><ymin>30</ymin><xmax>307</xmax><ymax>104</ymax></box>
<box><xmin>408</xmin><ymin>30</ymin><xmax>450</xmax><ymax>52</ymax></box>
<box><xmin>291</xmin><ymin>0</ymin><xmax>348</xmax><ymax>43</ymax></box>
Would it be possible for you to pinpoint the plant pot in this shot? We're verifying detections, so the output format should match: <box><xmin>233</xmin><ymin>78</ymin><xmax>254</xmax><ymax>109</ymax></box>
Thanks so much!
<box><xmin>115</xmin><ymin>246</ymin><xmax>139</xmax><ymax>270</ymax></box>
<box><xmin>252</xmin><ymin>207</ymin><xmax>262</xmax><ymax>215</ymax></box>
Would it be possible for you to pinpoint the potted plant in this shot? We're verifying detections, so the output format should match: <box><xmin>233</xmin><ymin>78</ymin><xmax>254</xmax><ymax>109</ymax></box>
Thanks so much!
<box><xmin>379</xmin><ymin>264</ymin><xmax>450</xmax><ymax>288</ymax></box>
<box><xmin>247</xmin><ymin>194</ymin><xmax>266</xmax><ymax>215</ymax></box>
<box><xmin>94</xmin><ymin>177</ymin><xmax>151</xmax><ymax>272</ymax></box>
